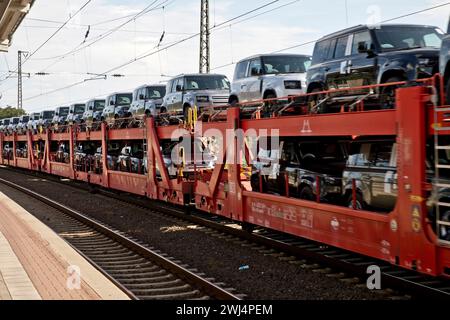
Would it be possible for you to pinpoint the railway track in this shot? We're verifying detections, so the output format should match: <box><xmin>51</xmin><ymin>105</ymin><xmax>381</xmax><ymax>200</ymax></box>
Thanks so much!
<box><xmin>107</xmin><ymin>192</ymin><xmax>450</xmax><ymax>299</ymax></box>
<box><xmin>0</xmin><ymin>176</ymin><xmax>240</xmax><ymax>301</ymax></box>
<box><xmin>3</xmin><ymin>167</ymin><xmax>450</xmax><ymax>299</ymax></box>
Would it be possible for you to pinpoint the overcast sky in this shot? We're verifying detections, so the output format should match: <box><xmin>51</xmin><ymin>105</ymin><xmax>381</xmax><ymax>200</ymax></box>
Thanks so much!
<box><xmin>0</xmin><ymin>0</ymin><xmax>449</xmax><ymax>113</ymax></box>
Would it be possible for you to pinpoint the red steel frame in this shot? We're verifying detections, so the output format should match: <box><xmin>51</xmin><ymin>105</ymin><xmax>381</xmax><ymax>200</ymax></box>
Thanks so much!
<box><xmin>1</xmin><ymin>85</ymin><xmax>449</xmax><ymax>277</ymax></box>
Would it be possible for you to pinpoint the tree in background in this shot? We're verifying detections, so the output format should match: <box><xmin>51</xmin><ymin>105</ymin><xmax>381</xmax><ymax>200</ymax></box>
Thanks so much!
<box><xmin>0</xmin><ymin>107</ymin><xmax>26</xmax><ymax>119</ymax></box>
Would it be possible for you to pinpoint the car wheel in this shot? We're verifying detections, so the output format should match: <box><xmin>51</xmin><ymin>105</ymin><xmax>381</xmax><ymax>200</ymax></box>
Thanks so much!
<box><xmin>229</xmin><ymin>97</ymin><xmax>239</xmax><ymax>107</ymax></box>
<box><xmin>347</xmin><ymin>193</ymin><xmax>366</xmax><ymax>210</ymax></box>
<box><xmin>263</xmin><ymin>94</ymin><xmax>277</xmax><ymax>116</ymax></box>
<box><xmin>308</xmin><ymin>87</ymin><xmax>325</xmax><ymax>113</ymax></box>
<box><xmin>380</xmin><ymin>76</ymin><xmax>404</xmax><ymax>109</ymax></box>
<box><xmin>299</xmin><ymin>186</ymin><xmax>315</xmax><ymax>201</ymax></box>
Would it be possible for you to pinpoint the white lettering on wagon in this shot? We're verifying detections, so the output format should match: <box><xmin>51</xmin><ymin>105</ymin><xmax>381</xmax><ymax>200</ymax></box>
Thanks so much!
<box><xmin>301</xmin><ymin>120</ymin><xmax>313</xmax><ymax>134</ymax></box>
<box><xmin>249</xmin><ymin>201</ymin><xmax>314</xmax><ymax>229</ymax></box>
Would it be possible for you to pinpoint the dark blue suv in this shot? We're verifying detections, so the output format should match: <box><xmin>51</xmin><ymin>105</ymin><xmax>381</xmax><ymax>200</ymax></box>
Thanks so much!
<box><xmin>307</xmin><ymin>24</ymin><xmax>443</xmax><ymax>110</ymax></box>
<box><xmin>440</xmin><ymin>22</ymin><xmax>450</xmax><ymax>103</ymax></box>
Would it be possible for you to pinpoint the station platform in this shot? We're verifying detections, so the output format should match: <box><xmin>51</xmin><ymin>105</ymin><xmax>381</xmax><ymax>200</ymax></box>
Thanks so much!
<box><xmin>0</xmin><ymin>191</ymin><xmax>130</xmax><ymax>300</ymax></box>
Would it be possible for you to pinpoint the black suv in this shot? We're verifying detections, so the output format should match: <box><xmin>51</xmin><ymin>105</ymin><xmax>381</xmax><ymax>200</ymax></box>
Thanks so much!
<box><xmin>307</xmin><ymin>24</ymin><xmax>443</xmax><ymax>109</ymax></box>
<box><xmin>440</xmin><ymin>22</ymin><xmax>450</xmax><ymax>103</ymax></box>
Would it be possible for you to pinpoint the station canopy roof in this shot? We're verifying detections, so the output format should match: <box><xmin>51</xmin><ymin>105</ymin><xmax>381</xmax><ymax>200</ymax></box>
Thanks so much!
<box><xmin>0</xmin><ymin>0</ymin><xmax>34</xmax><ymax>52</ymax></box>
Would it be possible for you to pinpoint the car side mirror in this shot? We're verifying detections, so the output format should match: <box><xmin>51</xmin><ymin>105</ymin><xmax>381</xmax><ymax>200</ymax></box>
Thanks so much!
<box><xmin>357</xmin><ymin>42</ymin><xmax>369</xmax><ymax>53</ymax></box>
<box><xmin>176</xmin><ymin>85</ymin><xmax>183</xmax><ymax>92</ymax></box>
<box><xmin>358</xmin><ymin>42</ymin><xmax>377</xmax><ymax>58</ymax></box>
<box><xmin>110</xmin><ymin>100</ymin><xmax>114</xmax><ymax>106</ymax></box>
<box><xmin>139</xmin><ymin>94</ymin><xmax>145</xmax><ymax>100</ymax></box>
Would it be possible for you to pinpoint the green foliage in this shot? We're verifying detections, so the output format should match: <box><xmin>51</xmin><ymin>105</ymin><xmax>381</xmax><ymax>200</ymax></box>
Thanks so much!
<box><xmin>0</xmin><ymin>107</ymin><xmax>26</xmax><ymax>120</ymax></box>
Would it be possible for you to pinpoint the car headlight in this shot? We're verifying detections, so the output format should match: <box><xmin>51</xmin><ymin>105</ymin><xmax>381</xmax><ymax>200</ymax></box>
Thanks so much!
<box><xmin>196</xmin><ymin>96</ymin><xmax>210</xmax><ymax>103</ymax></box>
<box><xmin>284</xmin><ymin>80</ymin><xmax>302</xmax><ymax>89</ymax></box>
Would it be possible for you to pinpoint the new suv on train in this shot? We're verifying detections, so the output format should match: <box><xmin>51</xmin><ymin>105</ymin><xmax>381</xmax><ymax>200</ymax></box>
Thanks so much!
<box><xmin>82</xmin><ymin>99</ymin><xmax>105</xmax><ymax>126</ymax></box>
<box><xmin>7</xmin><ymin>117</ymin><xmax>20</xmax><ymax>135</ymax></box>
<box><xmin>52</xmin><ymin>106</ymin><xmax>70</xmax><ymax>130</ymax></box>
<box><xmin>439</xmin><ymin>22</ymin><xmax>450</xmax><ymax>103</ymax></box>
<box><xmin>250</xmin><ymin>139</ymin><xmax>346</xmax><ymax>202</ymax></box>
<box><xmin>102</xmin><ymin>92</ymin><xmax>133</xmax><ymax>122</ymax></box>
<box><xmin>130</xmin><ymin>84</ymin><xmax>166</xmax><ymax>118</ymax></box>
<box><xmin>342</xmin><ymin>140</ymin><xmax>398</xmax><ymax>211</ymax></box>
<box><xmin>307</xmin><ymin>24</ymin><xmax>443</xmax><ymax>110</ymax></box>
<box><xmin>37</xmin><ymin>110</ymin><xmax>55</xmax><ymax>133</ymax></box>
<box><xmin>27</xmin><ymin>112</ymin><xmax>40</xmax><ymax>133</ymax></box>
<box><xmin>17</xmin><ymin>115</ymin><xmax>30</xmax><ymax>135</ymax></box>
<box><xmin>229</xmin><ymin>54</ymin><xmax>311</xmax><ymax>105</ymax></box>
<box><xmin>66</xmin><ymin>103</ymin><xmax>86</xmax><ymax>126</ymax></box>
<box><xmin>160</xmin><ymin>138</ymin><xmax>218</xmax><ymax>178</ymax></box>
<box><xmin>342</xmin><ymin>139</ymin><xmax>450</xmax><ymax>242</ymax></box>
<box><xmin>0</xmin><ymin>118</ymin><xmax>9</xmax><ymax>134</ymax></box>
<box><xmin>162</xmin><ymin>74</ymin><xmax>230</xmax><ymax>118</ymax></box>
<box><xmin>116</xmin><ymin>145</ymin><xmax>145</xmax><ymax>174</ymax></box>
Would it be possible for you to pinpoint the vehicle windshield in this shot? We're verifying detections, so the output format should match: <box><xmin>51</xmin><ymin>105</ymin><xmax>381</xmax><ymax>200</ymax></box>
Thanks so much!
<box><xmin>59</xmin><ymin>108</ymin><xmax>69</xmax><ymax>117</ymax></box>
<box><xmin>74</xmin><ymin>104</ymin><xmax>85</xmax><ymax>114</ymax></box>
<box><xmin>12</xmin><ymin>118</ymin><xmax>19</xmax><ymax>124</ymax></box>
<box><xmin>3</xmin><ymin>119</ymin><xmax>10</xmax><ymax>125</ymax></box>
<box><xmin>32</xmin><ymin>114</ymin><xmax>40</xmax><ymax>120</ymax></box>
<box><xmin>21</xmin><ymin>117</ymin><xmax>29</xmax><ymax>122</ymax></box>
<box><xmin>184</xmin><ymin>76</ymin><xmax>230</xmax><ymax>91</ymax></box>
<box><xmin>117</xmin><ymin>94</ymin><xmax>132</xmax><ymax>106</ymax></box>
<box><xmin>94</xmin><ymin>100</ymin><xmax>105</xmax><ymax>111</ymax></box>
<box><xmin>262</xmin><ymin>55</ymin><xmax>311</xmax><ymax>74</ymax></box>
<box><xmin>146</xmin><ymin>87</ymin><xmax>166</xmax><ymax>99</ymax></box>
<box><xmin>43</xmin><ymin>111</ymin><xmax>54</xmax><ymax>119</ymax></box>
<box><xmin>375</xmin><ymin>26</ymin><xmax>443</xmax><ymax>52</ymax></box>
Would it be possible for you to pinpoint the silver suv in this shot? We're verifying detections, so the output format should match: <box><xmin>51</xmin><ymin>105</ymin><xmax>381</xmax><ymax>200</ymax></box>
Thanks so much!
<box><xmin>82</xmin><ymin>99</ymin><xmax>105</xmax><ymax>127</ymax></box>
<box><xmin>161</xmin><ymin>74</ymin><xmax>230</xmax><ymax>118</ymax></box>
<box><xmin>229</xmin><ymin>54</ymin><xmax>311</xmax><ymax>105</ymax></box>
<box><xmin>7</xmin><ymin>117</ymin><xmax>20</xmax><ymax>135</ymax></box>
<box><xmin>102</xmin><ymin>92</ymin><xmax>133</xmax><ymax>122</ymax></box>
<box><xmin>130</xmin><ymin>84</ymin><xmax>166</xmax><ymax>118</ymax></box>
<box><xmin>17</xmin><ymin>115</ymin><xmax>30</xmax><ymax>135</ymax></box>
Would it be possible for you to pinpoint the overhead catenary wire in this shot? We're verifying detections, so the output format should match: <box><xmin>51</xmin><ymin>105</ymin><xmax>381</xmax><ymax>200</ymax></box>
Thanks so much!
<box><xmin>19</xmin><ymin>1</ymin><xmax>450</xmax><ymax>105</ymax></box>
<box><xmin>23</xmin><ymin>0</ymin><xmax>284</xmax><ymax>102</ymax></box>
<box><xmin>30</xmin><ymin>0</ymin><xmax>168</xmax><ymax>64</ymax></box>
<box><xmin>19</xmin><ymin>0</ymin><xmax>93</xmax><ymax>68</ymax></box>
<box><xmin>0</xmin><ymin>0</ymin><xmax>173</xmax><ymax>97</ymax></box>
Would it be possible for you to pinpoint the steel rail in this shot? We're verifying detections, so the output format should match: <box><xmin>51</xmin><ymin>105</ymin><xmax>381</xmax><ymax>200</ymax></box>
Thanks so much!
<box><xmin>0</xmin><ymin>175</ymin><xmax>240</xmax><ymax>301</ymax></box>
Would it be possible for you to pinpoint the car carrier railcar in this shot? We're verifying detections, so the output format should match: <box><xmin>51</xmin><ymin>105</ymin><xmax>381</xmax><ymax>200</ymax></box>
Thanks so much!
<box><xmin>1</xmin><ymin>77</ymin><xmax>450</xmax><ymax>278</ymax></box>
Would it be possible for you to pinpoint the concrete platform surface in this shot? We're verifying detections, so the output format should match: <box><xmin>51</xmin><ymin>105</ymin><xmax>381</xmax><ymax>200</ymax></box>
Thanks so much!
<box><xmin>0</xmin><ymin>191</ymin><xmax>130</xmax><ymax>300</ymax></box>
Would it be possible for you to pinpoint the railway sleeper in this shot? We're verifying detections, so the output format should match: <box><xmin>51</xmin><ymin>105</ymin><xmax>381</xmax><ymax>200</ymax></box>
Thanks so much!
<box><xmin>131</xmin><ymin>284</ymin><xmax>194</xmax><ymax>296</ymax></box>
<box><xmin>137</xmin><ymin>290</ymin><xmax>202</xmax><ymax>300</ymax></box>
<box><xmin>91</xmin><ymin>258</ymin><xmax>150</xmax><ymax>266</ymax></box>
<box><xmin>99</xmin><ymin>261</ymin><xmax>155</xmax><ymax>269</ymax></box>
<box><xmin>122</xmin><ymin>279</ymin><xmax>184</xmax><ymax>289</ymax></box>
<box><xmin>115</xmin><ymin>274</ymin><xmax>176</xmax><ymax>283</ymax></box>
